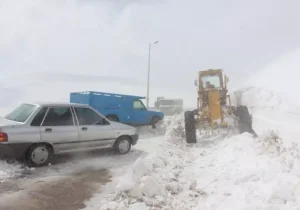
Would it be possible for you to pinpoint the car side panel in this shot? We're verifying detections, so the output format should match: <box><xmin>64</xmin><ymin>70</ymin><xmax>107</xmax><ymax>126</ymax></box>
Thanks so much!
<box><xmin>2</xmin><ymin>125</ymin><xmax>41</xmax><ymax>144</ymax></box>
<box><xmin>72</xmin><ymin>106</ymin><xmax>116</xmax><ymax>149</ymax></box>
<box><xmin>0</xmin><ymin>125</ymin><xmax>41</xmax><ymax>159</ymax></box>
<box><xmin>77</xmin><ymin>125</ymin><xmax>116</xmax><ymax>149</ymax></box>
<box><xmin>40</xmin><ymin>125</ymin><xmax>79</xmax><ymax>153</ymax></box>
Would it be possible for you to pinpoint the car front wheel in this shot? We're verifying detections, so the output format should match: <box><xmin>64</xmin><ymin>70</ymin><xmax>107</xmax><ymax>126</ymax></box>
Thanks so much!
<box><xmin>27</xmin><ymin>144</ymin><xmax>53</xmax><ymax>167</ymax></box>
<box><xmin>114</xmin><ymin>137</ymin><xmax>131</xmax><ymax>154</ymax></box>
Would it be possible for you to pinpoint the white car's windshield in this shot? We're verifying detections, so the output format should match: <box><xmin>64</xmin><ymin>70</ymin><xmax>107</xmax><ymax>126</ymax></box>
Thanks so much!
<box><xmin>5</xmin><ymin>104</ymin><xmax>38</xmax><ymax>123</ymax></box>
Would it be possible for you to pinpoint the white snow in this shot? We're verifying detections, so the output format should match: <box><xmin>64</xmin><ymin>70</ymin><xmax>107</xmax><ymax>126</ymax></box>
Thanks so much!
<box><xmin>86</xmin><ymin>120</ymin><xmax>300</xmax><ymax>210</ymax></box>
<box><xmin>0</xmin><ymin>161</ymin><xmax>25</xmax><ymax>182</ymax></box>
<box><xmin>246</xmin><ymin>48</ymin><xmax>300</xmax><ymax>105</ymax></box>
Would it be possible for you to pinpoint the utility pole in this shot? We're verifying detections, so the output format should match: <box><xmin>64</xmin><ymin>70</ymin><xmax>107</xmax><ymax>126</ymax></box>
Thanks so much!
<box><xmin>146</xmin><ymin>41</ymin><xmax>159</xmax><ymax>108</ymax></box>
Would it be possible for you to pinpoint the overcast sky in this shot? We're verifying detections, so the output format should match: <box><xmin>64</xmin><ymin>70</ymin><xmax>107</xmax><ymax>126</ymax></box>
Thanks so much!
<box><xmin>0</xmin><ymin>0</ymin><xmax>300</xmax><ymax>106</ymax></box>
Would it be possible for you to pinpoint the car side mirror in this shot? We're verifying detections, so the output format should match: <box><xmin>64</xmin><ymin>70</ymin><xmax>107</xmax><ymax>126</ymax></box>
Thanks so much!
<box><xmin>95</xmin><ymin>119</ymin><xmax>109</xmax><ymax>125</ymax></box>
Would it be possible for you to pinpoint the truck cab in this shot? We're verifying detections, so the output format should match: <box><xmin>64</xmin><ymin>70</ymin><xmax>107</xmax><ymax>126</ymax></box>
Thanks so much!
<box><xmin>70</xmin><ymin>91</ymin><xmax>164</xmax><ymax>128</ymax></box>
<box><xmin>155</xmin><ymin>97</ymin><xmax>183</xmax><ymax>116</ymax></box>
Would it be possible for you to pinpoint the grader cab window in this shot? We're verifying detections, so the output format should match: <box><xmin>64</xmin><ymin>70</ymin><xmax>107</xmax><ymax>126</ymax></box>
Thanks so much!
<box><xmin>201</xmin><ymin>75</ymin><xmax>221</xmax><ymax>89</ymax></box>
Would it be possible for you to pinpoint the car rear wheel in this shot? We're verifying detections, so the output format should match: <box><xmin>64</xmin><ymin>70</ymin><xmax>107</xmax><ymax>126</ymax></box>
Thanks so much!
<box><xmin>27</xmin><ymin>144</ymin><xmax>53</xmax><ymax>167</ymax></box>
<box><xmin>114</xmin><ymin>137</ymin><xmax>131</xmax><ymax>154</ymax></box>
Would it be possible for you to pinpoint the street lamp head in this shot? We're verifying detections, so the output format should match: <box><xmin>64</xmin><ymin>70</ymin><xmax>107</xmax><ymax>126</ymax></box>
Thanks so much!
<box><xmin>153</xmin><ymin>41</ymin><xmax>159</xmax><ymax>44</ymax></box>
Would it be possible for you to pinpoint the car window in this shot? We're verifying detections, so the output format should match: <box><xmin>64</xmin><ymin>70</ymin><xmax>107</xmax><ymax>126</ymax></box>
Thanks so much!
<box><xmin>133</xmin><ymin>100</ymin><xmax>145</xmax><ymax>109</ymax></box>
<box><xmin>42</xmin><ymin>107</ymin><xmax>74</xmax><ymax>126</ymax></box>
<box><xmin>5</xmin><ymin>104</ymin><xmax>38</xmax><ymax>123</ymax></box>
<box><xmin>74</xmin><ymin>107</ymin><xmax>107</xmax><ymax>125</ymax></box>
<box><xmin>31</xmin><ymin>107</ymin><xmax>48</xmax><ymax>126</ymax></box>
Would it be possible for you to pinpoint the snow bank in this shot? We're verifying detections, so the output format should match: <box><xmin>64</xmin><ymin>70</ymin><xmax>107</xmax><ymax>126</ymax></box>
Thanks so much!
<box><xmin>231</xmin><ymin>49</ymin><xmax>300</xmax><ymax>155</ymax></box>
<box><xmin>232</xmin><ymin>49</ymin><xmax>300</xmax><ymax>112</ymax></box>
<box><xmin>233</xmin><ymin>86</ymin><xmax>300</xmax><ymax>113</ymax></box>
<box><xmin>246</xmin><ymin>48</ymin><xmax>300</xmax><ymax>105</ymax></box>
<box><xmin>176</xmin><ymin>131</ymin><xmax>300</xmax><ymax>210</ymax></box>
<box><xmin>93</xmin><ymin>115</ymin><xmax>300</xmax><ymax>209</ymax></box>
<box><xmin>86</xmin><ymin>114</ymin><xmax>195</xmax><ymax>210</ymax></box>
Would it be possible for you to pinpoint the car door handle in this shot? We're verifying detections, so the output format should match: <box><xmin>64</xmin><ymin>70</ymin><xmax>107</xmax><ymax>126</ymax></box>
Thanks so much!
<box><xmin>81</xmin><ymin>127</ymin><xmax>88</xmax><ymax>131</ymax></box>
<box><xmin>45</xmin><ymin>128</ymin><xmax>52</xmax><ymax>132</ymax></box>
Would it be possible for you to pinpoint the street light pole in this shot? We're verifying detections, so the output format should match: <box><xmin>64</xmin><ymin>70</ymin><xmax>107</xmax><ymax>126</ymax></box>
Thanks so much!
<box><xmin>146</xmin><ymin>41</ymin><xmax>158</xmax><ymax>108</ymax></box>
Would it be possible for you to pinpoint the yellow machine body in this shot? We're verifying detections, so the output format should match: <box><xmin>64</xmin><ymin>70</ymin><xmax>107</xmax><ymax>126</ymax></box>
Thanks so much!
<box><xmin>195</xmin><ymin>69</ymin><xmax>231</xmax><ymax>127</ymax></box>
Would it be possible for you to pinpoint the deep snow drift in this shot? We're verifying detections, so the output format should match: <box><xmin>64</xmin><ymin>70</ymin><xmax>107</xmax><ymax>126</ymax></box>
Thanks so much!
<box><xmin>246</xmin><ymin>48</ymin><xmax>300</xmax><ymax>105</ymax></box>
<box><xmin>85</xmin><ymin>112</ymin><xmax>300</xmax><ymax>210</ymax></box>
<box><xmin>234</xmin><ymin>49</ymin><xmax>300</xmax><ymax>149</ymax></box>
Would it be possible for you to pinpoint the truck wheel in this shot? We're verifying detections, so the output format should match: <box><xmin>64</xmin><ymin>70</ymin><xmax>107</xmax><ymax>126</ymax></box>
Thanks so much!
<box><xmin>151</xmin><ymin>116</ymin><xmax>160</xmax><ymax>129</ymax></box>
<box><xmin>26</xmin><ymin>144</ymin><xmax>53</xmax><ymax>167</ymax></box>
<box><xmin>235</xmin><ymin>106</ymin><xmax>255</xmax><ymax>135</ymax></box>
<box><xmin>106</xmin><ymin>115</ymin><xmax>119</xmax><ymax>122</ymax></box>
<box><xmin>184</xmin><ymin>111</ymin><xmax>197</xmax><ymax>143</ymax></box>
<box><xmin>114</xmin><ymin>136</ymin><xmax>131</xmax><ymax>154</ymax></box>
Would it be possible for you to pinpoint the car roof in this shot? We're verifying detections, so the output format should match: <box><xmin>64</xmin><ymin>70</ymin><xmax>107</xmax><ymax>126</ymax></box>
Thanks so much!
<box><xmin>30</xmin><ymin>102</ymin><xmax>90</xmax><ymax>107</ymax></box>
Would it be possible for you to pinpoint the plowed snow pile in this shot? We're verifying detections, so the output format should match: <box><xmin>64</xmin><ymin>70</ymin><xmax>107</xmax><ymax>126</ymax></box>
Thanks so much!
<box><xmin>85</xmin><ymin>111</ymin><xmax>300</xmax><ymax>210</ymax></box>
<box><xmin>235</xmin><ymin>49</ymin><xmax>300</xmax><ymax>148</ymax></box>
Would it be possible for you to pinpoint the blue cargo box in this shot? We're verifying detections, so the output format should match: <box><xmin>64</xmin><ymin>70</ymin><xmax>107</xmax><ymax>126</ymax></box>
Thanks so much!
<box><xmin>70</xmin><ymin>91</ymin><xmax>144</xmax><ymax>109</ymax></box>
<box><xmin>70</xmin><ymin>91</ymin><xmax>164</xmax><ymax>126</ymax></box>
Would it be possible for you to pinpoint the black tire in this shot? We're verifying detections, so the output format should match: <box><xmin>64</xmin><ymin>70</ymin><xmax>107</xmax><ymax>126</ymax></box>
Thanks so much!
<box><xmin>235</xmin><ymin>106</ymin><xmax>255</xmax><ymax>134</ymax></box>
<box><xmin>184</xmin><ymin>111</ymin><xmax>197</xmax><ymax>143</ymax></box>
<box><xmin>106</xmin><ymin>115</ymin><xmax>119</xmax><ymax>122</ymax></box>
<box><xmin>151</xmin><ymin>116</ymin><xmax>160</xmax><ymax>129</ymax></box>
<box><xmin>114</xmin><ymin>136</ymin><xmax>131</xmax><ymax>154</ymax></box>
<box><xmin>26</xmin><ymin>144</ymin><xmax>53</xmax><ymax>167</ymax></box>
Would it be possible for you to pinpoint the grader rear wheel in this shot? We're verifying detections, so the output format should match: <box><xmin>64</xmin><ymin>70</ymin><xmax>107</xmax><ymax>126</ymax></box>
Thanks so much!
<box><xmin>184</xmin><ymin>111</ymin><xmax>197</xmax><ymax>143</ymax></box>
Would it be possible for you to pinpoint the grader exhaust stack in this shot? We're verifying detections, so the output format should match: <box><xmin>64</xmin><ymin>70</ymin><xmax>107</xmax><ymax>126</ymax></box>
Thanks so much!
<box><xmin>185</xmin><ymin>69</ymin><xmax>255</xmax><ymax>143</ymax></box>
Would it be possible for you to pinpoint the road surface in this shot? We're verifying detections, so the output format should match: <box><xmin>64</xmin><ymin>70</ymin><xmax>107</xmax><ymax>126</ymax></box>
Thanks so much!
<box><xmin>0</xmin><ymin>130</ymin><xmax>164</xmax><ymax>210</ymax></box>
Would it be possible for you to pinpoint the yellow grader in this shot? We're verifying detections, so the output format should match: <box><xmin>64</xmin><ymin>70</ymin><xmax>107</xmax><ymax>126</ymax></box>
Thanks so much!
<box><xmin>184</xmin><ymin>69</ymin><xmax>255</xmax><ymax>143</ymax></box>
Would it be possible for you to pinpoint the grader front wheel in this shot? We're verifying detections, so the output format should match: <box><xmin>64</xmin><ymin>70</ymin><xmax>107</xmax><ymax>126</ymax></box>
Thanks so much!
<box><xmin>184</xmin><ymin>111</ymin><xmax>197</xmax><ymax>143</ymax></box>
<box><xmin>235</xmin><ymin>106</ymin><xmax>256</xmax><ymax>136</ymax></box>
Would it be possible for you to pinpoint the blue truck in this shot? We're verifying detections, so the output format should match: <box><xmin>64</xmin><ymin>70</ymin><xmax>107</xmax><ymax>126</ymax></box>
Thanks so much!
<box><xmin>70</xmin><ymin>91</ymin><xmax>164</xmax><ymax>128</ymax></box>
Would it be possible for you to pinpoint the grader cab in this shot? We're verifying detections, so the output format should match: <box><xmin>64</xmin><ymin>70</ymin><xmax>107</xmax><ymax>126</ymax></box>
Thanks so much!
<box><xmin>185</xmin><ymin>69</ymin><xmax>255</xmax><ymax>143</ymax></box>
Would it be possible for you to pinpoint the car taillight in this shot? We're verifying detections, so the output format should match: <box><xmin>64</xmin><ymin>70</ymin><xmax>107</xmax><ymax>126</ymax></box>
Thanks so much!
<box><xmin>0</xmin><ymin>132</ymin><xmax>8</xmax><ymax>142</ymax></box>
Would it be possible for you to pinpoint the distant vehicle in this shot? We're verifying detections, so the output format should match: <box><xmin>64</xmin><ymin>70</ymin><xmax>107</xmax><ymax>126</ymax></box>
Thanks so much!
<box><xmin>70</xmin><ymin>91</ymin><xmax>164</xmax><ymax>128</ymax></box>
<box><xmin>0</xmin><ymin>102</ymin><xmax>138</xmax><ymax>167</ymax></box>
<box><xmin>155</xmin><ymin>97</ymin><xmax>183</xmax><ymax>115</ymax></box>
